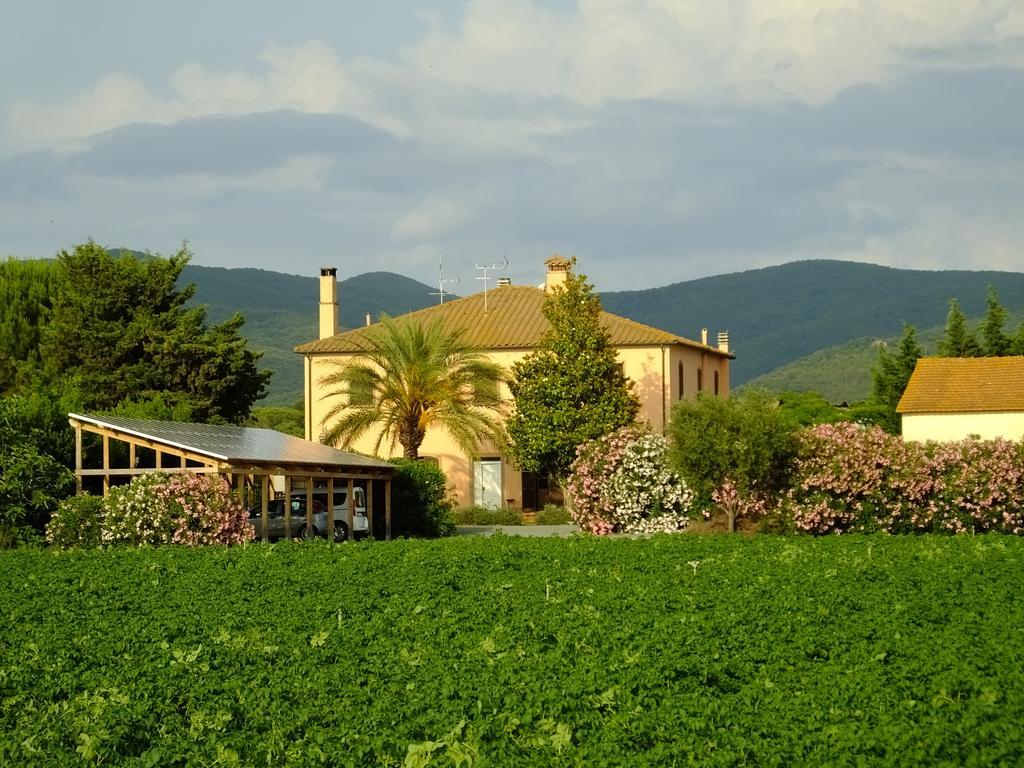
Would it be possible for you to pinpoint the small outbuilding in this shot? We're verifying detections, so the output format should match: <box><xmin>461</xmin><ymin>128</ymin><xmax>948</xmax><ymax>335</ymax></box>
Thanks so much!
<box><xmin>897</xmin><ymin>357</ymin><xmax>1024</xmax><ymax>442</ymax></box>
<box><xmin>68</xmin><ymin>413</ymin><xmax>396</xmax><ymax>540</ymax></box>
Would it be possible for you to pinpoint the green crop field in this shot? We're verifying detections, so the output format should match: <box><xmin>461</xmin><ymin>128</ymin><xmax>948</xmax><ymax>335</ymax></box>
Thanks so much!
<box><xmin>2</xmin><ymin>535</ymin><xmax>1023</xmax><ymax>766</ymax></box>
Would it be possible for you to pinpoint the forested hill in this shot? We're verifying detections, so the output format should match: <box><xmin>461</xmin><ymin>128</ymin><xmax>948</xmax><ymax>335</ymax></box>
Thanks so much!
<box><xmin>177</xmin><ymin>259</ymin><xmax>1024</xmax><ymax>405</ymax></box>
<box><xmin>181</xmin><ymin>265</ymin><xmax>442</xmax><ymax>404</ymax></box>
<box><xmin>600</xmin><ymin>260</ymin><xmax>1024</xmax><ymax>385</ymax></box>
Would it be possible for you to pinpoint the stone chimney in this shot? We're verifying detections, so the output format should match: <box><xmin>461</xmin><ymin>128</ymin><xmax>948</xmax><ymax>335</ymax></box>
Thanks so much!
<box><xmin>544</xmin><ymin>254</ymin><xmax>572</xmax><ymax>293</ymax></box>
<box><xmin>319</xmin><ymin>267</ymin><xmax>338</xmax><ymax>340</ymax></box>
<box><xmin>717</xmin><ymin>331</ymin><xmax>730</xmax><ymax>354</ymax></box>
<box><xmin>700</xmin><ymin>328</ymin><xmax>708</xmax><ymax>346</ymax></box>
<box><xmin>497</xmin><ymin>277</ymin><xmax>512</xmax><ymax>287</ymax></box>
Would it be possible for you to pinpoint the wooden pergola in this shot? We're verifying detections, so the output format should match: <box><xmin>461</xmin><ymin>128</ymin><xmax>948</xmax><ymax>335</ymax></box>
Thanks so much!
<box><xmin>68</xmin><ymin>413</ymin><xmax>397</xmax><ymax>541</ymax></box>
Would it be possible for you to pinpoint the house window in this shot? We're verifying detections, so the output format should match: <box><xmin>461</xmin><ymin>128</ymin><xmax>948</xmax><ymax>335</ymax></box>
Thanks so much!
<box><xmin>697</xmin><ymin>368</ymin><xmax>703</xmax><ymax>393</ymax></box>
<box><xmin>677</xmin><ymin>362</ymin><xmax>684</xmax><ymax>399</ymax></box>
<box><xmin>714</xmin><ymin>370</ymin><xmax>720</xmax><ymax>395</ymax></box>
<box><xmin>473</xmin><ymin>458</ymin><xmax>503</xmax><ymax>509</ymax></box>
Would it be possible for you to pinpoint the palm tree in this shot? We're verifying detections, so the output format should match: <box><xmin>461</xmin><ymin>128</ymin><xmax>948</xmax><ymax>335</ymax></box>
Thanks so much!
<box><xmin>319</xmin><ymin>315</ymin><xmax>507</xmax><ymax>459</ymax></box>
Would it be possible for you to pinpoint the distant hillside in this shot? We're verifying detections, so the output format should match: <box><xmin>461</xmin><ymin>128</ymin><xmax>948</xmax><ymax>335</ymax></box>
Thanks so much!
<box><xmin>745</xmin><ymin>309</ymin><xmax>1023</xmax><ymax>403</ymax></box>
<box><xmin>600</xmin><ymin>260</ymin><xmax>1024</xmax><ymax>385</ymax></box>
<box><xmin>181</xmin><ymin>266</ymin><xmax>442</xmax><ymax>405</ymax></box>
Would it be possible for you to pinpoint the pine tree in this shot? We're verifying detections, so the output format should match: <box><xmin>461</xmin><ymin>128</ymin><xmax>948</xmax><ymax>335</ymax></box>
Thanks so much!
<box><xmin>937</xmin><ymin>298</ymin><xmax>979</xmax><ymax>357</ymax></box>
<box><xmin>41</xmin><ymin>242</ymin><xmax>270</xmax><ymax>423</ymax></box>
<box><xmin>979</xmin><ymin>285</ymin><xmax>1012</xmax><ymax>357</ymax></box>
<box><xmin>506</xmin><ymin>263</ymin><xmax>639</xmax><ymax>480</ymax></box>
<box><xmin>869</xmin><ymin>323</ymin><xmax>922</xmax><ymax>433</ymax></box>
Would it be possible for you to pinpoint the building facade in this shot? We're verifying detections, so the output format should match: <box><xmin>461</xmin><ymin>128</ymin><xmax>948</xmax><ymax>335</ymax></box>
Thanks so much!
<box><xmin>297</xmin><ymin>257</ymin><xmax>733</xmax><ymax>508</ymax></box>
<box><xmin>898</xmin><ymin>356</ymin><xmax>1024</xmax><ymax>442</ymax></box>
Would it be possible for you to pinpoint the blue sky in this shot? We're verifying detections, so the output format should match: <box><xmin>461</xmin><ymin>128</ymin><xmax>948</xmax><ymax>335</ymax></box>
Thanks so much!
<box><xmin>2</xmin><ymin>0</ymin><xmax>1022</xmax><ymax>291</ymax></box>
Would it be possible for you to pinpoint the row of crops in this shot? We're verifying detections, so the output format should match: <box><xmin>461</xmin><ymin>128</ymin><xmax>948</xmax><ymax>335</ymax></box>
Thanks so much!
<box><xmin>2</xmin><ymin>534</ymin><xmax>1023</xmax><ymax>765</ymax></box>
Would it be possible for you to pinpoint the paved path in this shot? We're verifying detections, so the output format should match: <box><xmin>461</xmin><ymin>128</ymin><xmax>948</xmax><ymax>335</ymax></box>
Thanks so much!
<box><xmin>455</xmin><ymin>524</ymin><xmax>580</xmax><ymax>538</ymax></box>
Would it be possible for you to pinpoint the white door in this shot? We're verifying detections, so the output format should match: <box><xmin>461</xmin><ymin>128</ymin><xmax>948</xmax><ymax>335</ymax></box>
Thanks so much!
<box><xmin>473</xmin><ymin>459</ymin><xmax>503</xmax><ymax>508</ymax></box>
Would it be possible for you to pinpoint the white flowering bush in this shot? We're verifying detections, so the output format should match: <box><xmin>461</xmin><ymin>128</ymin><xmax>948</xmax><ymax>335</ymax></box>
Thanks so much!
<box><xmin>102</xmin><ymin>473</ymin><xmax>177</xmax><ymax>545</ymax></box>
<box><xmin>567</xmin><ymin>426</ymin><xmax>693</xmax><ymax>535</ymax></box>
<box><xmin>96</xmin><ymin>472</ymin><xmax>254</xmax><ymax>547</ymax></box>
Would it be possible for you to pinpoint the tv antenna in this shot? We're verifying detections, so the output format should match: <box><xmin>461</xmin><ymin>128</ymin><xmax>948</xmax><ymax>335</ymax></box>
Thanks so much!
<box><xmin>430</xmin><ymin>256</ymin><xmax>460</xmax><ymax>304</ymax></box>
<box><xmin>475</xmin><ymin>255</ymin><xmax>508</xmax><ymax>313</ymax></box>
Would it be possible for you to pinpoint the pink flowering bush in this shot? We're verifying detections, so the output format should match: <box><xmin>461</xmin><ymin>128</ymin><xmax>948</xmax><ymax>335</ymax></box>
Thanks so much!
<box><xmin>780</xmin><ymin>422</ymin><xmax>933</xmax><ymax>534</ymax></box>
<box><xmin>566</xmin><ymin>426</ymin><xmax>693</xmax><ymax>535</ymax></box>
<box><xmin>96</xmin><ymin>472</ymin><xmax>254</xmax><ymax>547</ymax></box>
<box><xmin>779</xmin><ymin>424</ymin><xmax>1024</xmax><ymax>536</ymax></box>
<box><xmin>927</xmin><ymin>438</ymin><xmax>1024</xmax><ymax>535</ymax></box>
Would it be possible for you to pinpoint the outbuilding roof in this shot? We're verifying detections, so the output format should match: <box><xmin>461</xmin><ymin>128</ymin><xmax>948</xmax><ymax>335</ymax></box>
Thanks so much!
<box><xmin>896</xmin><ymin>357</ymin><xmax>1024</xmax><ymax>414</ymax></box>
<box><xmin>296</xmin><ymin>284</ymin><xmax>731</xmax><ymax>355</ymax></box>
<box><xmin>67</xmin><ymin>413</ymin><xmax>394</xmax><ymax>470</ymax></box>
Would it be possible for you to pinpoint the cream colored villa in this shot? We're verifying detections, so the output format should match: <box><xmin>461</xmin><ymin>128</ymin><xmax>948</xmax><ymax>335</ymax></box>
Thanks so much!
<box><xmin>898</xmin><ymin>356</ymin><xmax>1024</xmax><ymax>442</ymax></box>
<box><xmin>297</xmin><ymin>256</ymin><xmax>733</xmax><ymax>509</ymax></box>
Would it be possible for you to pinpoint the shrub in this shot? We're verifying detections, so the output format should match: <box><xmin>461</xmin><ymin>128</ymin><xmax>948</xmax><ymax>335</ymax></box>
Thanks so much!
<box><xmin>536</xmin><ymin>504</ymin><xmax>571</xmax><ymax>525</ymax></box>
<box><xmin>0</xmin><ymin>443</ymin><xmax>75</xmax><ymax>547</ymax></box>
<box><xmin>781</xmin><ymin>422</ymin><xmax>933</xmax><ymax>534</ymax></box>
<box><xmin>100</xmin><ymin>472</ymin><xmax>253</xmax><ymax>546</ymax></box>
<box><xmin>452</xmin><ymin>506</ymin><xmax>523</xmax><ymax>525</ymax></box>
<box><xmin>567</xmin><ymin>426</ymin><xmax>693</xmax><ymax>535</ymax></box>
<box><xmin>46</xmin><ymin>494</ymin><xmax>105</xmax><ymax>548</ymax></box>
<box><xmin>668</xmin><ymin>390</ymin><xmax>797</xmax><ymax>530</ymax></box>
<box><xmin>154</xmin><ymin>473</ymin><xmax>254</xmax><ymax>546</ymax></box>
<box><xmin>390</xmin><ymin>459</ymin><xmax>456</xmax><ymax>537</ymax></box>
<box><xmin>927</xmin><ymin>438</ymin><xmax>1024</xmax><ymax>534</ymax></box>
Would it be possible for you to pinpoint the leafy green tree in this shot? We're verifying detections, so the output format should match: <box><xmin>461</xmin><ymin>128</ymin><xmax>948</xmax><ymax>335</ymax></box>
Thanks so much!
<box><xmin>979</xmin><ymin>286</ymin><xmax>1012</xmax><ymax>357</ymax></box>
<box><xmin>775</xmin><ymin>390</ymin><xmax>846</xmax><ymax>428</ymax></box>
<box><xmin>0</xmin><ymin>258</ymin><xmax>59</xmax><ymax>395</ymax></box>
<box><xmin>319</xmin><ymin>315</ymin><xmax>506</xmax><ymax>460</ymax></box>
<box><xmin>246</xmin><ymin>403</ymin><xmax>304</xmax><ymax>437</ymax></box>
<box><xmin>1013</xmin><ymin>322</ymin><xmax>1024</xmax><ymax>356</ymax></box>
<box><xmin>668</xmin><ymin>390</ymin><xmax>797</xmax><ymax>532</ymax></box>
<box><xmin>937</xmin><ymin>298</ymin><xmax>980</xmax><ymax>357</ymax></box>
<box><xmin>869</xmin><ymin>324</ymin><xmax>922</xmax><ymax>433</ymax></box>
<box><xmin>390</xmin><ymin>458</ymin><xmax>456</xmax><ymax>537</ymax></box>
<box><xmin>41</xmin><ymin>242</ymin><xmax>270</xmax><ymax>423</ymax></box>
<box><xmin>506</xmin><ymin>266</ymin><xmax>639</xmax><ymax>481</ymax></box>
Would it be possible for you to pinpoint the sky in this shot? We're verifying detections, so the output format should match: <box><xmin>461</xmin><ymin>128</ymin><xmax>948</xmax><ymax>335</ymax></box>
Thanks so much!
<box><xmin>2</xmin><ymin>0</ymin><xmax>1022</xmax><ymax>292</ymax></box>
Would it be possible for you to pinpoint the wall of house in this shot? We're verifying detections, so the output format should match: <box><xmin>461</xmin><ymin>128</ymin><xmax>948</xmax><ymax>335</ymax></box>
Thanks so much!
<box><xmin>305</xmin><ymin>343</ymin><xmax>730</xmax><ymax>508</ymax></box>
<box><xmin>902</xmin><ymin>412</ymin><xmax>1024</xmax><ymax>442</ymax></box>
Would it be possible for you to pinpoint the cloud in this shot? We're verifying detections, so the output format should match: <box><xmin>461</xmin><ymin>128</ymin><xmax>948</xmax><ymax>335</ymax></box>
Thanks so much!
<box><xmin>392</xmin><ymin>196</ymin><xmax>473</xmax><ymax>241</ymax></box>
<box><xmin>406</xmin><ymin>0</ymin><xmax>1024</xmax><ymax>105</ymax></box>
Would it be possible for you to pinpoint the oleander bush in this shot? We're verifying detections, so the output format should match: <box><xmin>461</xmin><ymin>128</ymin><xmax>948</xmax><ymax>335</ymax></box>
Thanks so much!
<box><xmin>567</xmin><ymin>426</ymin><xmax>693</xmax><ymax>534</ymax></box>
<box><xmin>2</xmin><ymin>535</ymin><xmax>1024</xmax><ymax>765</ymax></box>
<box><xmin>46</xmin><ymin>494</ymin><xmax>105</xmax><ymax>548</ymax></box>
<box><xmin>778</xmin><ymin>424</ymin><xmax>1024</xmax><ymax>535</ymax></box>
<box><xmin>47</xmin><ymin>472</ymin><xmax>253</xmax><ymax>548</ymax></box>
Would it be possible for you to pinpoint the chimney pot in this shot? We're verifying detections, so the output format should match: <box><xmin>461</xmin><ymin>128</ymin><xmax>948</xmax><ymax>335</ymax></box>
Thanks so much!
<box><xmin>717</xmin><ymin>331</ymin><xmax>730</xmax><ymax>354</ymax></box>
<box><xmin>544</xmin><ymin>253</ymin><xmax>573</xmax><ymax>293</ymax></box>
<box><xmin>365</xmin><ymin>312</ymin><xmax>372</xmax><ymax>327</ymax></box>
<box><xmin>497</xmin><ymin>277</ymin><xmax>511</xmax><ymax>287</ymax></box>
<box><xmin>700</xmin><ymin>328</ymin><xmax>708</xmax><ymax>346</ymax></box>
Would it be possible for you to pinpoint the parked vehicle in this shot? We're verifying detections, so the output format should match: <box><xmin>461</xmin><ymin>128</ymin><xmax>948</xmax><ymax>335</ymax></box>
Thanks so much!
<box><xmin>292</xmin><ymin>486</ymin><xmax>370</xmax><ymax>540</ymax></box>
<box><xmin>248</xmin><ymin>497</ymin><xmax>336</xmax><ymax>541</ymax></box>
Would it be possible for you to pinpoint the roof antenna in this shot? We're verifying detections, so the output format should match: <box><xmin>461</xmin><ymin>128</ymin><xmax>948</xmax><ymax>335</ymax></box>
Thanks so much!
<box><xmin>430</xmin><ymin>255</ymin><xmax>460</xmax><ymax>304</ymax></box>
<box><xmin>475</xmin><ymin>255</ymin><xmax>508</xmax><ymax>313</ymax></box>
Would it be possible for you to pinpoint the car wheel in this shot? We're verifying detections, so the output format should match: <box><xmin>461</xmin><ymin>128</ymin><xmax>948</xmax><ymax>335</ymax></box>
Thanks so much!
<box><xmin>332</xmin><ymin>522</ymin><xmax>349</xmax><ymax>543</ymax></box>
<box><xmin>296</xmin><ymin>524</ymin><xmax>319</xmax><ymax>541</ymax></box>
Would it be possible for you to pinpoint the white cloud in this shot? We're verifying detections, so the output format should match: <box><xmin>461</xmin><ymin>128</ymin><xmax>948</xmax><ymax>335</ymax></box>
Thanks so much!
<box><xmin>406</xmin><ymin>0</ymin><xmax>1024</xmax><ymax>105</ymax></box>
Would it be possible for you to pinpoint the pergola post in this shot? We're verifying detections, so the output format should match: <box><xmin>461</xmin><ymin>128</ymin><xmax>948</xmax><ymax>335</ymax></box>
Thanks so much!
<box><xmin>326</xmin><ymin>478</ymin><xmax>335</xmax><ymax>541</ymax></box>
<box><xmin>74</xmin><ymin>424</ymin><xmax>83</xmax><ymax>495</ymax></box>
<box><xmin>385</xmin><ymin>480</ymin><xmax>392</xmax><ymax>541</ymax></box>
<box><xmin>367</xmin><ymin>479</ymin><xmax>374</xmax><ymax>538</ymax></box>
<box><xmin>102</xmin><ymin>435</ymin><xmax>110</xmax><ymax>496</ymax></box>
<box><xmin>260</xmin><ymin>474</ymin><xmax>270</xmax><ymax>543</ymax></box>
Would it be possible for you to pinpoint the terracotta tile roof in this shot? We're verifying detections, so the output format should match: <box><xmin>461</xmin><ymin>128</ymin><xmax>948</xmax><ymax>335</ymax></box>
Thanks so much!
<box><xmin>897</xmin><ymin>357</ymin><xmax>1024</xmax><ymax>414</ymax></box>
<box><xmin>296</xmin><ymin>284</ymin><xmax>730</xmax><ymax>356</ymax></box>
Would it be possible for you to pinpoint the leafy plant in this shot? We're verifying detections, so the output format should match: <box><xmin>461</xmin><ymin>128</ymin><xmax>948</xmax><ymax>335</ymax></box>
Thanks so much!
<box><xmin>452</xmin><ymin>506</ymin><xmax>523</xmax><ymax>525</ymax></box>
<box><xmin>390</xmin><ymin>459</ymin><xmax>457</xmax><ymax>537</ymax></box>
<box><xmin>46</xmin><ymin>494</ymin><xmax>105</xmax><ymax>548</ymax></box>
<box><xmin>535</xmin><ymin>504</ymin><xmax>571</xmax><ymax>525</ymax></box>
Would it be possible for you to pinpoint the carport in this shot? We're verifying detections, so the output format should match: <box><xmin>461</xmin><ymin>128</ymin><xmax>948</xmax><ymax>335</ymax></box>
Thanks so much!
<box><xmin>68</xmin><ymin>413</ymin><xmax>396</xmax><ymax>541</ymax></box>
